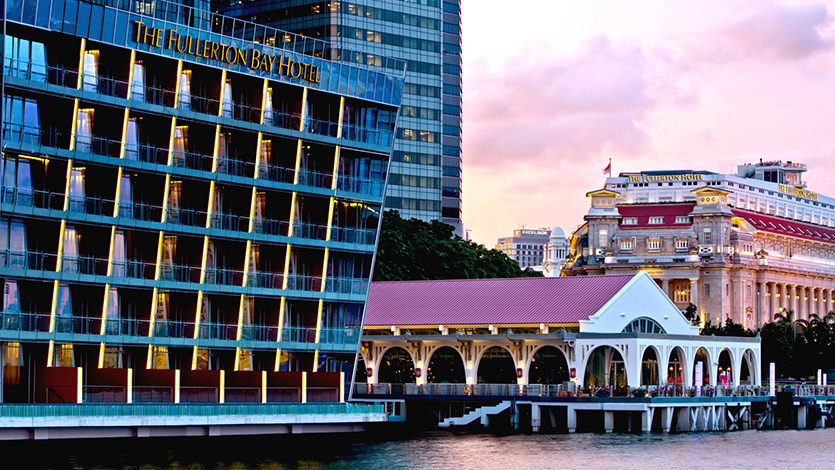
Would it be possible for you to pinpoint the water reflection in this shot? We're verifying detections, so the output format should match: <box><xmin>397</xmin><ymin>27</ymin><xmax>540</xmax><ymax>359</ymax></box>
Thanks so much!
<box><xmin>15</xmin><ymin>428</ymin><xmax>835</xmax><ymax>470</ymax></box>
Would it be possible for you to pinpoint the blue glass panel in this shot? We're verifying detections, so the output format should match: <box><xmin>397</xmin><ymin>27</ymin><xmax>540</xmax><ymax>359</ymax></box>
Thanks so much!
<box><xmin>35</xmin><ymin>0</ymin><xmax>50</xmax><ymax>28</ymax></box>
<box><xmin>392</xmin><ymin>78</ymin><xmax>403</xmax><ymax>106</ymax></box>
<box><xmin>113</xmin><ymin>11</ymin><xmax>128</xmax><ymax>46</ymax></box>
<box><xmin>75</xmin><ymin>0</ymin><xmax>90</xmax><ymax>37</ymax></box>
<box><xmin>6</xmin><ymin>0</ymin><xmax>23</xmax><ymax>23</ymax></box>
<box><xmin>21</xmin><ymin>0</ymin><xmax>36</xmax><ymax>24</ymax></box>
<box><xmin>383</xmin><ymin>76</ymin><xmax>393</xmax><ymax>105</ymax></box>
<box><xmin>356</xmin><ymin>69</ymin><xmax>367</xmax><ymax>100</ymax></box>
<box><xmin>327</xmin><ymin>63</ymin><xmax>339</xmax><ymax>93</ymax></box>
<box><xmin>373</xmin><ymin>73</ymin><xmax>384</xmax><ymax>102</ymax></box>
<box><xmin>364</xmin><ymin>71</ymin><xmax>375</xmax><ymax>100</ymax></box>
<box><xmin>347</xmin><ymin>66</ymin><xmax>358</xmax><ymax>95</ymax></box>
<box><xmin>88</xmin><ymin>4</ymin><xmax>104</xmax><ymax>41</ymax></box>
<box><xmin>62</xmin><ymin>0</ymin><xmax>78</xmax><ymax>35</ymax></box>
<box><xmin>338</xmin><ymin>64</ymin><xmax>350</xmax><ymax>95</ymax></box>
<box><xmin>101</xmin><ymin>8</ymin><xmax>116</xmax><ymax>43</ymax></box>
<box><xmin>50</xmin><ymin>0</ymin><xmax>65</xmax><ymax>30</ymax></box>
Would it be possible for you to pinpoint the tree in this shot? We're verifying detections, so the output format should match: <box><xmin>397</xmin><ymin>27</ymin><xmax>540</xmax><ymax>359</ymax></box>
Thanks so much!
<box><xmin>684</xmin><ymin>303</ymin><xmax>699</xmax><ymax>326</ymax></box>
<box><xmin>373</xmin><ymin>211</ymin><xmax>543</xmax><ymax>281</ymax></box>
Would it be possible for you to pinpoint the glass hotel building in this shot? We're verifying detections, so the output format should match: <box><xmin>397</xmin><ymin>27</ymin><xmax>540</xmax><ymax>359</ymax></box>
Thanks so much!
<box><xmin>213</xmin><ymin>0</ymin><xmax>464</xmax><ymax>232</ymax></box>
<box><xmin>0</xmin><ymin>0</ymin><xmax>403</xmax><ymax>406</ymax></box>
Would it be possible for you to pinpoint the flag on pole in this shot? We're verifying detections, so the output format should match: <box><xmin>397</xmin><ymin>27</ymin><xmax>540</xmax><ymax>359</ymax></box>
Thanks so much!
<box><xmin>603</xmin><ymin>158</ymin><xmax>612</xmax><ymax>177</ymax></box>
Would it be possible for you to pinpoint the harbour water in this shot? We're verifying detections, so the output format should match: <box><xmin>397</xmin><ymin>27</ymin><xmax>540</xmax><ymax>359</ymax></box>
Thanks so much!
<box><xmin>17</xmin><ymin>428</ymin><xmax>835</xmax><ymax>469</ymax></box>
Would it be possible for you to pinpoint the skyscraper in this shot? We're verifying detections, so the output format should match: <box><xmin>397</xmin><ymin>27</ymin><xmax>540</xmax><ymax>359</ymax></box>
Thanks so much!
<box><xmin>1</xmin><ymin>0</ymin><xmax>402</xmax><ymax>414</ymax></box>
<box><xmin>213</xmin><ymin>0</ymin><xmax>464</xmax><ymax>233</ymax></box>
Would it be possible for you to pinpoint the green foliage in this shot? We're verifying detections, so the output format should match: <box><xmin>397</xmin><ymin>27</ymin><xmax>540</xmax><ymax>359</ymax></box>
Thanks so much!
<box><xmin>373</xmin><ymin>210</ymin><xmax>544</xmax><ymax>281</ymax></box>
<box><xmin>758</xmin><ymin>310</ymin><xmax>835</xmax><ymax>380</ymax></box>
<box><xmin>699</xmin><ymin>317</ymin><xmax>756</xmax><ymax>337</ymax></box>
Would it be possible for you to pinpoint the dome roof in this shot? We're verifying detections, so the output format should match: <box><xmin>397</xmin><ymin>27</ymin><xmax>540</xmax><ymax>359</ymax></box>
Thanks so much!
<box><xmin>551</xmin><ymin>227</ymin><xmax>565</xmax><ymax>238</ymax></box>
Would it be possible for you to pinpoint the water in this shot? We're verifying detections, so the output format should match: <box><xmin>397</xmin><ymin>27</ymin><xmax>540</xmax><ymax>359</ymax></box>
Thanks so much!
<box><xmin>13</xmin><ymin>429</ymin><xmax>835</xmax><ymax>470</ymax></box>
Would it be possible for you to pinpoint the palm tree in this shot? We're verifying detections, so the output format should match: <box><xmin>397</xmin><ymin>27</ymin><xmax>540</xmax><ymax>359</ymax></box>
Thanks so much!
<box><xmin>773</xmin><ymin>308</ymin><xmax>794</xmax><ymax>324</ymax></box>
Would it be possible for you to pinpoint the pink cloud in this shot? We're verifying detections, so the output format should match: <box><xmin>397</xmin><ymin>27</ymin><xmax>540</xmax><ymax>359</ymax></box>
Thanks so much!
<box><xmin>680</xmin><ymin>4</ymin><xmax>834</xmax><ymax>63</ymax></box>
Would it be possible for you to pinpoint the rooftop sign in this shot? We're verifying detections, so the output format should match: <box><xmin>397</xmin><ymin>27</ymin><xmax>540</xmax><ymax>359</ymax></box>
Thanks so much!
<box><xmin>778</xmin><ymin>184</ymin><xmax>818</xmax><ymax>201</ymax></box>
<box><xmin>133</xmin><ymin>21</ymin><xmax>320</xmax><ymax>83</ymax></box>
<box><xmin>626</xmin><ymin>173</ymin><xmax>703</xmax><ymax>182</ymax></box>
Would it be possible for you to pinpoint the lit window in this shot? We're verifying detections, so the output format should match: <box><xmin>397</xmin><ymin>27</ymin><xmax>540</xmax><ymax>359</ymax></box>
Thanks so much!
<box><xmin>622</xmin><ymin>217</ymin><xmax>637</xmax><ymax>225</ymax></box>
<box><xmin>598</xmin><ymin>228</ymin><xmax>608</xmax><ymax>247</ymax></box>
<box><xmin>620</xmin><ymin>239</ymin><xmax>633</xmax><ymax>251</ymax></box>
<box><xmin>676</xmin><ymin>239</ymin><xmax>689</xmax><ymax>250</ymax></box>
<box><xmin>647</xmin><ymin>239</ymin><xmax>661</xmax><ymax>250</ymax></box>
<box><xmin>675</xmin><ymin>216</ymin><xmax>692</xmax><ymax>224</ymax></box>
<box><xmin>649</xmin><ymin>216</ymin><xmax>664</xmax><ymax>224</ymax></box>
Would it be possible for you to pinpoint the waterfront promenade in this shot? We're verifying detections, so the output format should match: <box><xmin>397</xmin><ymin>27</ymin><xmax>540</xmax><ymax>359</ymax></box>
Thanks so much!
<box><xmin>355</xmin><ymin>383</ymin><xmax>835</xmax><ymax>433</ymax></box>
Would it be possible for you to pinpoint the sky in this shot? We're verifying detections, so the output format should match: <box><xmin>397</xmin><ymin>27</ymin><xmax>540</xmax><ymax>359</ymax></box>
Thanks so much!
<box><xmin>460</xmin><ymin>0</ymin><xmax>835</xmax><ymax>246</ymax></box>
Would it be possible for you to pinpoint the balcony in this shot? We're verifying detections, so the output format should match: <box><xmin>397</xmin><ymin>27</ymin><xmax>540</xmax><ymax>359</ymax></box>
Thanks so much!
<box><xmin>2</xmin><ymin>123</ymin><xmax>386</xmax><ymax>204</ymax></box>
<box><xmin>7</xmin><ymin>59</ymin><xmax>397</xmax><ymax>153</ymax></box>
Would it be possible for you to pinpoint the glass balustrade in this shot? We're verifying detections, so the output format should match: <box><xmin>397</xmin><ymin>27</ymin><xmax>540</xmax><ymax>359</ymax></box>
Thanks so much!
<box><xmin>2</xmin><ymin>122</ymin><xmax>386</xmax><ymax>198</ymax></box>
<box><xmin>7</xmin><ymin>59</ymin><xmax>396</xmax><ymax>152</ymax></box>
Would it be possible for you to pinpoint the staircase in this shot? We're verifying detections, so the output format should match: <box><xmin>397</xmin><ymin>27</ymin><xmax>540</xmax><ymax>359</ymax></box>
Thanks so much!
<box><xmin>438</xmin><ymin>401</ymin><xmax>511</xmax><ymax>428</ymax></box>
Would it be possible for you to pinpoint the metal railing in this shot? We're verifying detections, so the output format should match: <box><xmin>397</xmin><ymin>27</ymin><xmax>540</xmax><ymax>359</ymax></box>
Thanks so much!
<box><xmin>0</xmin><ymin>311</ymin><xmax>52</xmax><ymax>332</ymax></box>
<box><xmin>354</xmin><ymin>383</ymin><xmax>835</xmax><ymax>399</ymax></box>
<box><xmin>2</xmin><ymin>123</ymin><xmax>387</xmax><ymax>200</ymax></box>
<box><xmin>336</xmin><ymin>175</ymin><xmax>386</xmax><ymax>198</ymax></box>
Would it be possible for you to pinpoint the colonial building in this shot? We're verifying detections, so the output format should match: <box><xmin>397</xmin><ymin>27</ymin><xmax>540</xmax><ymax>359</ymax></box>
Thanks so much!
<box><xmin>563</xmin><ymin>162</ymin><xmax>835</xmax><ymax>329</ymax></box>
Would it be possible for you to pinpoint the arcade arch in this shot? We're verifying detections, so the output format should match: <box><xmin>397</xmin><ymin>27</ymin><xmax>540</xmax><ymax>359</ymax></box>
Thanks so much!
<box><xmin>583</xmin><ymin>346</ymin><xmax>627</xmax><ymax>389</ymax></box>
<box><xmin>641</xmin><ymin>347</ymin><xmax>659</xmax><ymax>386</ymax></box>
<box><xmin>426</xmin><ymin>347</ymin><xmax>466</xmax><ymax>384</ymax></box>
<box><xmin>528</xmin><ymin>346</ymin><xmax>569</xmax><ymax>385</ymax></box>
<box><xmin>717</xmin><ymin>349</ymin><xmax>734</xmax><ymax>386</ymax></box>
<box><xmin>377</xmin><ymin>347</ymin><xmax>415</xmax><ymax>384</ymax></box>
<box><xmin>476</xmin><ymin>346</ymin><xmax>516</xmax><ymax>384</ymax></box>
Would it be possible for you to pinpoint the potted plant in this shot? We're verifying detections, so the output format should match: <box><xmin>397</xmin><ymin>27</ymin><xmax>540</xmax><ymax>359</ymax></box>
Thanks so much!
<box><xmin>632</xmin><ymin>387</ymin><xmax>647</xmax><ymax>397</ymax></box>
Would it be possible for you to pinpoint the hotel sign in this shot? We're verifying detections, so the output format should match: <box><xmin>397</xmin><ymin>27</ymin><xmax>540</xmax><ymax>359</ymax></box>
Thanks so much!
<box><xmin>132</xmin><ymin>21</ymin><xmax>321</xmax><ymax>83</ymax></box>
<box><xmin>627</xmin><ymin>173</ymin><xmax>703</xmax><ymax>182</ymax></box>
<box><xmin>520</xmin><ymin>230</ymin><xmax>549</xmax><ymax>236</ymax></box>
<box><xmin>778</xmin><ymin>184</ymin><xmax>818</xmax><ymax>201</ymax></box>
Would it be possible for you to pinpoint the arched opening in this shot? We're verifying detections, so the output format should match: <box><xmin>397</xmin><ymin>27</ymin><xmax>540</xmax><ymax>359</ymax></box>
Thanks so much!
<box><xmin>641</xmin><ymin>347</ymin><xmax>659</xmax><ymax>386</ymax></box>
<box><xmin>740</xmin><ymin>349</ymin><xmax>756</xmax><ymax>385</ymax></box>
<box><xmin>528</xmin><ymin>346</ymin><xmax>569</xmax><ymax>385</ymax></box>
<box><xmin>377</xmin><ymin>347</ymin><xmax>415</xmax><ymax>384</ymax></box>
<box><xmin>583</xmin><ymin>346</ymin><xmax>627</xmax><ymax>390</ymax></box>
<box><xmin>693</xmin><ymin>348</ymin><xmax>710</xmax><ymax>386</ymax></box>
<box><xmin>476</xmin><ymin>347</ymin><xmax>516</xmax><ymax>384</ymax></box>
<box><xmin>426</xmin><ymin>347</ymin><xmax>466</xmax><ymax>383</ymax></box>
<box><xmin>667</xmin><ymin>347</ymin><xmax>685</xmax><ymax>386</ymax></box>
<box><xmin>354</xmin><ymin>355</ymin><xmax>367</xmax><ymax>383</ymax></box>
<box><xmin>717</xmin><ymin>349</ymin><xmax>733</xmax><ymax>387</ymax></box>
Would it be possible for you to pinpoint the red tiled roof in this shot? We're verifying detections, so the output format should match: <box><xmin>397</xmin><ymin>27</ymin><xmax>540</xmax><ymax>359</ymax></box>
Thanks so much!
<box><xmin>364</xmin><ymin>275</ymin><xmax>635</xmax><ymax>327</ymax></box>
<box><xmin>617</xmin><ymin>203</ymin><xmax>696</xmax><ymax>228</ymax></box>
<box><xmin>732</xmin><ymin>209</ymin><xmax>835</xmax><ymax>245</ymax></box>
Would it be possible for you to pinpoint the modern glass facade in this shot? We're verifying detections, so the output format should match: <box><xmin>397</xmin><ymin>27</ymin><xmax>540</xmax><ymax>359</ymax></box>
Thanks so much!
<box><xmin>1</xmin><ymin>0</ymin><xmax>402</xmax><ymax>404</ymax></box>
<box><xmin>213</xmin><ymin>0</ymin><xmax>464</xmax><ymax>233</ymax></box>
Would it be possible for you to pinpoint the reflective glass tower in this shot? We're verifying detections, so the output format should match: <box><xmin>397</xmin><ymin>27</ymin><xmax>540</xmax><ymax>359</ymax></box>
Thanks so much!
<box><xmin>213</xmin><ymin>0</ymin><xmax>464</xmax><ymax>233</ymax></box>
<box><xmin>1</xmin><ymin>0</ymin><xmax>403</xmax><ymax>407</ymax></box>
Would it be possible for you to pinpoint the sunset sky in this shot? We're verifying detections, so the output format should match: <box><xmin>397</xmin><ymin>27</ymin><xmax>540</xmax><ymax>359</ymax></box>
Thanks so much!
<box><xmin>461</xmin><ymin>0</ymin><xmax>835</xmax><ymax>246</ymax></box>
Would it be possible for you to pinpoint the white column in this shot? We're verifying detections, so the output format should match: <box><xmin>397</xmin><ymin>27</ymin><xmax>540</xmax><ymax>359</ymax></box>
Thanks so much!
<box><xmin>690</xmin><ymin>278</ymin><xmax>699</xmax><ymax>308</ymax></box>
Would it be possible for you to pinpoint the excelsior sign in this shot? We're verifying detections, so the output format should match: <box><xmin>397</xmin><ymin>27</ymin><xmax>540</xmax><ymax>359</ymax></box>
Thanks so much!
<box><xmin>133</xmin><ymin>21</ymin><xmax>321</xmax><ymax>83</ymax></box>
